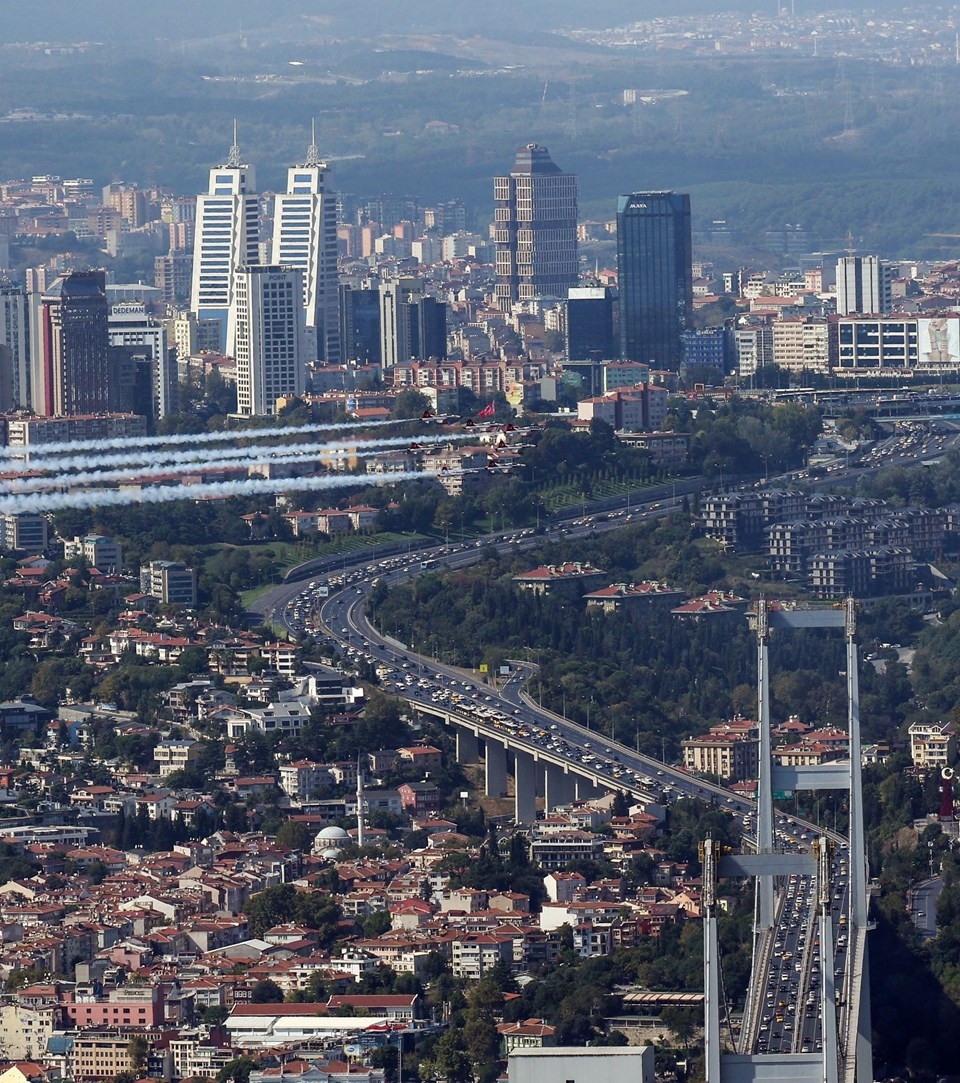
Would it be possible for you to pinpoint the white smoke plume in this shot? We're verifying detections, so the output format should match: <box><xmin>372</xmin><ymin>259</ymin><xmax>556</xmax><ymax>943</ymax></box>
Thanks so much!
<box><xmin>0</xmin><ymin>417</ymin><xmax>404</xmax><ymax>461</ymax></box>
<box><xmin>1</xmin><ymin>433</ymin><xmax>474</xmax><ymax>494</ymax></box>
<box><xmin>0</xmin><ymin>470</ymin><xmax>434</xmax><ymax>516</ymax></box>
<box><xmin>0</xmin><ymin>431</ymin><xmax>472</xmax><ymax>483</ymax></box>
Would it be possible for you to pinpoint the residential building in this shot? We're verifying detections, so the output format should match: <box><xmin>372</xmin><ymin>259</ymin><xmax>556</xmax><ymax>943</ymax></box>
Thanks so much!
<box><xmin>0</xmin><ymin>513</ymin><xmax>48</xmax><ymax>555</ymax></box>
<box><xmin>64</xmin><ymin>534</ymin><xmax>122</xmax><ymax>572</ymax></box>
<box><xmin>190</xmin><ymin>129</ymin><xmax>260</xmax><ymax>349</ymax></box>
<box><xmin>909</xmin><ymin>720</ymin><xmax>956</xmax><ymax>769</ymax></box>
<box><xmin>494</xmin><ymin>144</ymin><xmax>578</xmax><ymax>311</ymax></box>
<box><xmin>229</xmin><ymin>265</ymin><xmax>306</xmax><ymax>416</ymax></box>
<box><xmin>513</xmin><ymin>562</ymin><xmax>607</xmax><ymax>598</ymax></box>
<box><xmin>140</xmin><ymin>560</ymin><xmax>197</xmax><ymax>607</ymax></box>
<box><xmin>617</xmin><ymin>191</ymin><xmax>692</xmax><ymax>369</ymax></box>
<box><xmin>682</xmin><ymin>720</ymin><xmax>759</xmax><ymax>781</ymax></box>
<box><xmin>771</xmin><ymin>318</ymin><xmax>830</xmax><ymax>374</ymax></box>
<box><xmin>271</xmin><ymin>130</ymin><xmax>341</xmax><ymax>363</ymax></box>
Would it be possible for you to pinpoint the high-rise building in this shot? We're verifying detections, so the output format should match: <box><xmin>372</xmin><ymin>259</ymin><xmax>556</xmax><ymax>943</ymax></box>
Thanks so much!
<box><xmin>835</xmin><ymin>256</ymin><xmax>892</xmax><ymax>316</ymax></box>
<box><xmin>0</xmin><ymin>285</ymin><xmax>30</xmax><ymax>410</ymax></box>
<box><xmin>228</xmin><ymin>265</ymin><xmax>306</xmax><ymax>416</ymax></box>
<box><xmin>107</xmin><ymin>302</ymin><xmax>176</xmax><ymax>421</ymax></box>
<box><xmin>271</xmin><ymin>126</ymin><xmax>341</xmax><ymax>364</ymax></box>
<box><xmin>378</xmin><ymin>278</ymin><xmax>446</xmax><ymax>367</ymax></box>
<box><xmin>494</xmin><ymin>144</ymin><xmax>578</xmax><ymax>311</ymax></box>
<box><xmin>339</xmin><ymin>284</ymin><xmax>382</xmax><ymax>365</ymax></box>
<box><xmin>154</xmin><ymin>252</ymin><xmax>193</xmax><ymax>304</ymax></box>
<box><xmin>32</xmin><ymin>270</ymin><xmax>109</xmax><ymax>416</ymax></box>
<box><xmin>190</xmin><ymin>125</ymin><xmax>260</xmax><ymax>350</ymax></box>
<box><xmin>617</xmin><ymin>191</ymin><xmax>693</xmax><ymax>370</ymax></box>
<box><xmin>565</xmin><ymin>286</ymin><xmax>615</xmax><ymax>362</ymax></box>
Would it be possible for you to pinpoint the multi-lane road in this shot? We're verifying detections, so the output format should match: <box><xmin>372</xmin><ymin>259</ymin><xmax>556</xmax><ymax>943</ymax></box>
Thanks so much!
<box><xmin>249</xmin><ymin>486</ymin><xmax>865</xmax><ymax>1058</ymax></box>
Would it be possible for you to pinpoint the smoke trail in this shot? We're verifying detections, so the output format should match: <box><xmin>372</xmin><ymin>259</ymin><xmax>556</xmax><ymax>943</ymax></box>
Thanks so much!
<box><xmin>3</xmin><ymin>435</ymin><xmax>476</xmax><ymax>493</ymax></box>
<box><xmin>0</xmin><ymin>431</ymin><xmax>475</xmax><ymax>481</ymax></box>
<box><xmin>0</xmin><ymin>470</ymin><xmax>437</xmax><ymax>516</ymax></box>
<box><xmin>0</xmin><ymin>417</ymin><xmax>406</xmax><ymax>461</ymax></box>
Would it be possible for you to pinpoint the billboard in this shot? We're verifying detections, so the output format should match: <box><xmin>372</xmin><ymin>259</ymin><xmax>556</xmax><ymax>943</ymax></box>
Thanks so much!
<box><xmin>917</xmin><ymin>316</ymin><xmax>960</xmax><ymax>368</ymax></box>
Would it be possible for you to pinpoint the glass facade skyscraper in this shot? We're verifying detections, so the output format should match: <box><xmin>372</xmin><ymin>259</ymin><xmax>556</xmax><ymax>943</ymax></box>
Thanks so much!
<box><xmin>617</xmin><ymin>191</ymin><xmax>692</xmax><ymax>369</ymax></box>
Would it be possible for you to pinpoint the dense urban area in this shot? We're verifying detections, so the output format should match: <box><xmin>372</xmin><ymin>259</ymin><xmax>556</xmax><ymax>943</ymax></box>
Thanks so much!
<box><xmin>5</xmin><ymin>4</ymin><xmax>960</xmax><ymax>1083</ymax></box>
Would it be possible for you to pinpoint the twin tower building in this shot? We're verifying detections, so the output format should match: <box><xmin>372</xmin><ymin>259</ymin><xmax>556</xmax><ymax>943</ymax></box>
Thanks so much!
<box><xmin>191</xmin><ymin>126</ymin><xmax>340</xmax><ymax>415</ymax></box>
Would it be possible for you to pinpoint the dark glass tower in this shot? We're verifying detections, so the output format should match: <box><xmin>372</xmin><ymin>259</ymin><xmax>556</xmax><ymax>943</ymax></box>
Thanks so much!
<box><xmin>617</xmin><ymin>192</ymin><xmax>692</xmax><ymax>369</ymax></box>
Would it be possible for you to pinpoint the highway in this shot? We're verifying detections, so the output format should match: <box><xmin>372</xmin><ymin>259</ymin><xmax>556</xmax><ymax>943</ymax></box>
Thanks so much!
<box><xmin>247</xmin><ymin>471</ymin><xmax>879</xmax><ymax>1062</ymax></box>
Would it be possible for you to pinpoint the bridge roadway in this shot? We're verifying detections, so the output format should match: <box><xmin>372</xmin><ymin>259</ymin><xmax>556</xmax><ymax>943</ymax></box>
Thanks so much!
<box><xmin>252</xmin><ymin>506</ymin><xmax>856</xmax><ymax>1073</ymax></box>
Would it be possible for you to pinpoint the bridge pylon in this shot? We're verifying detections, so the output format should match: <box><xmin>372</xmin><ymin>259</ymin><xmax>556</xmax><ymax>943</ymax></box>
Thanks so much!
<box><xmin>703</xmin><ymin>598</ymin><xmax>871</xmax><ymax>1083</ymax></box>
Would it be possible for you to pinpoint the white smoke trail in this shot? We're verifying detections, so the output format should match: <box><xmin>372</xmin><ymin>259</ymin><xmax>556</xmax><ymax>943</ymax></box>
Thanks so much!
<box><xmin>0</xmin><ymin>417</ymin><xmax>406</xmax><ymax>461</ymax></box>
<box><xmin>0</xmin><ymin>470</ymin><xmax>436</xmax><ymax>516</ymax></box>
<box><xmin>0</xmin><ymin>431</ymin><xmax>473</xmax><ymax>482</ymax></box>
<box><xmin>3</xmin><ymin>434</ymin><xmax>475</xmax><ymax>493</ymax></box>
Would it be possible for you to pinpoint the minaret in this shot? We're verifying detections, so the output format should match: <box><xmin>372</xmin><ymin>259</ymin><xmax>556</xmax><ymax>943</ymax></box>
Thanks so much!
<box><xmin>356</xmin><ymin>756</ymin><xmax>366</xmax><ymax>849</ymax></box>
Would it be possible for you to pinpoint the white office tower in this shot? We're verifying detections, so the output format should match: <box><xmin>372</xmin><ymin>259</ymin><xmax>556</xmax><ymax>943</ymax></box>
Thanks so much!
<box><xmin>271</xmin><ymin>124</ymin><xmax>341</xmax><ymax>364</ymax></box>
<box><xmin>229</xmin><ymin>265</ymin><xmax>306</xmax><ymax>416</ymax></box>
<box><xmin>836</xmin><ymin>256</ymin><xmax>892</xmax><ymax>316</ymax></box>
<box><xmin>190</xmin><ymin>123</ymin><xmax>260</xmax><ymax>351</ymax></box>
<box><xmin>0</xmin><ymin>285</ymin><xmax>30</xmax><ymax>410</ymax></box>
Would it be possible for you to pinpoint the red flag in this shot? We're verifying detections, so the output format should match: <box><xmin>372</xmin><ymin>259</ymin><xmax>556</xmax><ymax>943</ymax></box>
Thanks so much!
<box><xmin>477</xmin><ymin>402</ymin><xmax>495</xmax><ymax>418</ymax></box>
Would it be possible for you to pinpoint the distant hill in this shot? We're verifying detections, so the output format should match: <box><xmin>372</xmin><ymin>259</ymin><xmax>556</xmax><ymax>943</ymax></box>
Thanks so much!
<box><xmin>0</xmin><ymin>0</ymin><xmax>908</xmax><ymax>45</ymax></box>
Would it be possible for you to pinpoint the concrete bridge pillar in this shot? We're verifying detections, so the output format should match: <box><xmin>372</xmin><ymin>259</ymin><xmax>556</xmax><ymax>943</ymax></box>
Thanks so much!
<box><xmin>456</xmin><ymin>728</ymin><xmax>480</xmax><ymax>764</ymax></box>
<box><xmin>576</xmin><ymin>777</ymin><xmax>601</xmax><ymax>802</ymax></box>
<box><xmin>514</xmin><ymin>749</ymin><xmax>537</xmax><ymax>825</ymax></box>
<box><xmin>484</xmin><ymin>738</ymin><xmax>508</xmax><ymax>799</ymax></box>
<box><xmin>544</xmin><ymin>764</ymin><xmax>575</xmax><ymax>811</ymax></box>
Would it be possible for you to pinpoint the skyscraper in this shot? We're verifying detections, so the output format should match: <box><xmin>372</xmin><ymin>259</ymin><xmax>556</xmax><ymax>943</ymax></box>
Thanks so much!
<box><xmin>271</xmin><ymin>125</ymin><xmax>341</xmax><ymax>364</ymax></box>
<box><xmin>32</xmin><ymin>270</ymin><xmax>109</xmax><ymax>416</ymax></box>
<box><xmin>0</xmin><ymin>285</ymin><xmax>30</xmax><ymax>411</ymax></box>
<box><xmin>617</xmin><ymin>192</ymin><xmax>693</xmax><ymax>370</ymax></box>
<box><xmin>494</xmin><ymin>144</ymin><xmax>578</xmax><ymax>312</ymax></box>
<box><xmin>836</xmin><ymin>256</ymin><xmax>892</xmax><ymax>316</ymax></box>
<box><xmin>190</xmin><ymin>124</ymin><xmax>260</xmax><ymax>351</ymax></box>
<box><xmin>228</xmin><ymin>265</ymin><xmax>306</xmax><ymax>417</ymax></box>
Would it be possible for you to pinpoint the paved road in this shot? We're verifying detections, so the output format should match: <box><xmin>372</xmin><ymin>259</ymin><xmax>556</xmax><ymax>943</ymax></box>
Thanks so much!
<box><xmin>911</xmin><ymin>876</ymin><xmax>944</xmax><ymax>939</ymax></box>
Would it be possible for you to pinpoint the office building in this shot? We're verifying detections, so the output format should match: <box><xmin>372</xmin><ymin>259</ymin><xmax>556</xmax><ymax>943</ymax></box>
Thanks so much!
<box><xmin>339</xmin><ymin>283</ymin><xmax>381</xmax><ymax>364</ymax></box>
<box><xmin>494</xmin><ymin>144</ymin><xmax>578</xmax><ymax>311</ymax></box>
<box><xmin>836</xmin><ymin>256</ymin><xmax>892</xmax><ymax>316</ymax></box>
<box><xmin>617</xmin><ymin>191</ymin><xmax>692</xmax><ymax>369</ymax></box>
<box><xmin>270</xmin><ymin>127</ymin><xmax>341</xmax><ymax>364</ymax></box>
<box><xmin>107</xmin><ymin>302</ymin><xmax>176</xmax><ymax>420</ymax></box>
<box><xmin>0</xmin><ymin>285</ymin><xmax>30</xmax><ymax>410</ymax></box>
<box><xmin>189</xmin><ymin>126</ymin><xmax>260</xmax><ymax>349</ymax></box>
<box><xmin>565</xmin><ymin>286</ymin><xmax>615</xmax><ymax>362</ymax></box>
<box><xmin>379</xmin><ymin>277</ymin><xmax>446</xmax><ymax>368</ymax></box>
<box><xmin>32</xmin><ymin>270</ymin><xmax>109</xmax><ymax>416</ymax></box>
<box><xmin>228</xmin><ymin>265</ymin><xmax>306</xmax><ymax>416</ymax></box>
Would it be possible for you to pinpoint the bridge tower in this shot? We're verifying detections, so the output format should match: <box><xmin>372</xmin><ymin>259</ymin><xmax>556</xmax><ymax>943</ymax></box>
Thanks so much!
<box><xmin>703</xmin><ymin>598</ymin><xmax>871</xmax><ymax>1083</ymax></box>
